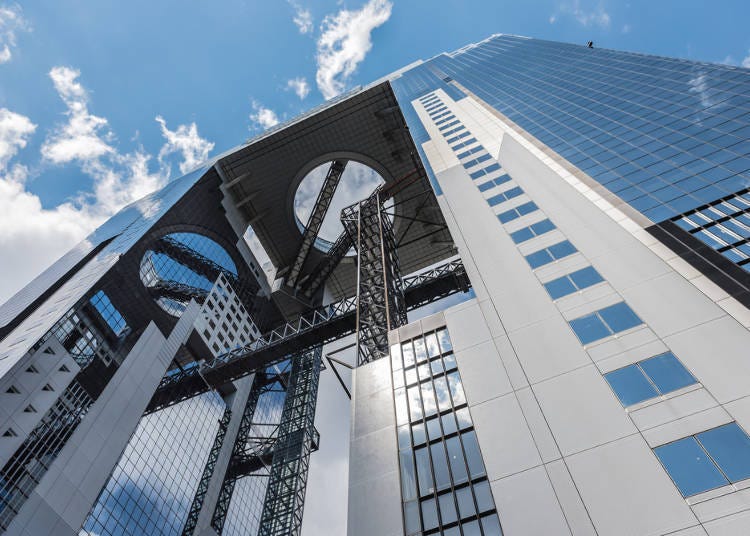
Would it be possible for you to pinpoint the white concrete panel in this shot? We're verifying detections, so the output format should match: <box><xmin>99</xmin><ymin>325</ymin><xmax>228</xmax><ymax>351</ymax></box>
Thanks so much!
<box><xmin>444</xmin><ymin>301</ymin><xmax>491</xmax><ymax>352</ymax></box>
<box><xmin>629</xmin><ymin>388</ymin><xmax>718</xmax><ymax>432</ymax></box>
<box><xmin>620</xmin><ymin>271</ymin><xmax>725</xmax><ymax>338</ymax></box>
<box><xmin>691</xmin><ymin>486</ymin><xmax>750</xmax><ymax>525</ymax></box>
<box><xmin>509</xmin><ymin>314</ymin><xmax>591</xmax><ymax>384</ymax></box>
<box><xmin>704</xmin><ymin>509</ymin><xmax>750</xmax><ymax>536</ymax></box>
<box><xmin>643</xmin><ymin>406</ymin><xmax>732</xmax><ymax>448</ymax></box>
<box><xmin>545</xmin><ymin>459</ymin><xmax>597</xmax><ymax>536</ymax></box>
<box><xmin>665</xmin><ymin>316</ymin><xmax>750</xmax><ymax>405</ymax></box>
<box><xmin>491</xmin><ymin>466</ymin><xmax>571</xmax><ymax>535</ymax></box>
<box><xmin>534</xmin><ymin>365</ymin><xmax>636</xmax><ymax>456</ymax></box>
<box><xmin>567</xmin><ymin>434</ymin><xmax>697</xmax><ymax>536</ymax></box>
<box><xmin>515</xmin><ymin>387</ymin><xmax>561</xmax><ymax>463</ymax></box>
<box><xmin>455</xmin><ymin>340</ymin><xmax>512</xmax><ymax>406</ymax></box>
<box><xmin>472</xmin><ymin>393</ymin><xmax>541</xmax><ymax>480</ymax></box>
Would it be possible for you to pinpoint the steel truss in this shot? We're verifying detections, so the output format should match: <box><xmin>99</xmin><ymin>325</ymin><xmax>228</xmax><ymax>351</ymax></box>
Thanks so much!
<box><xmin>286</xmin><ymin>160</ymin><xmax>347</xmax><ymax>289</ymax></box>
<box><xmin>210</xmin><ymin>366</ymin><xmax>289</xmax><ymax>533</ymax></box>
<box><xmin>343</xmin><ymin>190</ymin><xmax>408</xmax><ymax>365</ymax></box>
<box><xmin>182</xmin><ymin>408</ymin><xmax>232</xmax><ymax>536</ymax></box>
<box><xmin>257</xmin><ymin>347</ymin><xmax>322</xmax><ymax>536</ymax></box>
<box><xmin>145</xmin><ymin>258</ymin><xmax>469</xmax><ymax>414</ymax></box>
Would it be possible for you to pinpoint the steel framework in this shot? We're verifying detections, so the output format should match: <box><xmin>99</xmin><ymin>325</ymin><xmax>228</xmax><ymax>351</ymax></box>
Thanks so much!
<box><xmin>286</xmin><ymin>160</ymin><xmax>347</xmax><ymax>290</ymax></box>
<box><xmin>257</xmin><ymin>347</ymin><xmax>322</xmax><ymax>536</ymax></box>
<box><xmin>182</xmin><ymin>407</ymin><xmax>232</xmax><ymax>536</ymax></box>
<box><xmin>343</xmin><ymin>191</ymin><xmax>408</xmax><ymax>365</ymax></box>
<box><xmin>145</xmin><ymin>258</ymin><xmax>469</xmax><ymax>414</ymax></box>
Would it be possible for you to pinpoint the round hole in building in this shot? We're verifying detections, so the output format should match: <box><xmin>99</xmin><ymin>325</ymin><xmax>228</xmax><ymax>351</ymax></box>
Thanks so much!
<box><xmin>139</xmin><ymin>232</ymin><xmax>238</xmax><ymax>317</ymax></box>
<box><xmin>293</xmin><ymin>160</ymin><xmax>387</xmax><ymax>253</ymax></box>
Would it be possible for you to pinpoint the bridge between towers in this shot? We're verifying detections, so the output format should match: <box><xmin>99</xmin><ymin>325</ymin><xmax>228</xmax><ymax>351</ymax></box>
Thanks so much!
<box><xmin>146</xmin><ymin>258</ymin><xmax>469</xmax><ymax>414</ymax></box>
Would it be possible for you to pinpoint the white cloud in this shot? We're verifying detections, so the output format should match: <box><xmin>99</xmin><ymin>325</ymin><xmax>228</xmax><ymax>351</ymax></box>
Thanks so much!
<box><xmin>554</xmin><ymin>0</ymin><xmax>611</xmax><ymax>29</ymax></box>
<box><xmin>0</xmin><ymin>4</ymin><xmax>30</xmax><ymax>64</ymax></box>
<box><xmin>286</xmin><ymin>77</ymin><xmax>310</xmax><ymax>100</ymax></box>
<box><xmin>289</xmin><ymin>1</ymin><xmax>313</xmax><ymax>34</ymax></box>
<box><xmin>0</xmin><ymin>107</ymin><xmax>35</xmax><ymax>168</ymax></box>
<box><xmin>249</xmin><ymin>100</ymin><xmax>280</xmax><ymax>130</ymax></box>
<box><xmin>0</xmin><ymin>68</ymin><xmax>215</xmax><ymax>303</ymax></box>
<box><xmin>156</xmin><ymin>116</ymin><xmax>214</xmax><ymax>174</ymax></box>
<box><xmin>315</xmin><ymin>0</ymin><xmax>392</xmax><ymax>100</ymax></box>
<box><xmin>549</xmin><ymin>15</ymin><xmax>557</xmax><ymax>24</ymax></box>
<box><xmin>41</xmin><ymin>66</ymin><xmax>114</xmax><ymax>164</ymax></box>
<box><xmin>621</xmin><ymin>23</ymin><xmax>631</xmax><ymax>34</ymax></box>
<box><xmin>743</xmin><ymin>52</ymin><xmax>750</xmax><ymax>69</ymax></box>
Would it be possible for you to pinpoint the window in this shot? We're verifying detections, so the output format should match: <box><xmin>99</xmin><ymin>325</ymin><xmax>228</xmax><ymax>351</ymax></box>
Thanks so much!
<box><xmin>510</xmin><ymin>219</ymin><xmax>556</xmax><ymax>244</ymax></box>
<box><xmin>487</xmin><ymin>187</ymin><xmax>524</xmax><ymax>206</ymax></box>
<box><xmin>569</xmin><ymin>302</ymin><xmax>642</xmax><ymax>344</ymax></box>
<box><xmin>393</xmin><ymin>328</ymin><xmax>503</xmax><ymax>535</ymax></box>
<box><xmin>654</xmin><ymin>423</ymin><xmax>750</xmax><ymax>496</ymax></box>
<box><xmin>469</xmin><ymin>163</ymin><xmax>501</xmax><ymax>180</ymax></box>
<box><xmin>543</xmin><ymin>266</ymin><xmax>604</xmax><ymax>298</ymax></box>
<box><xmin>463</xmin><ymin>153</ymin><xmax>492</xmax><ymax>169</ymax></box>
<box><xmin>497</xmin><ymin>201</ymin><xmax>538</xmax><ymax>223</ymax></box>
<box><xmin>525</xmin><ymin>240</ymin><xmax>577</xmax><ymax>268</ymax></box>
<box><xmin>605</xmin><ymin>353</ymin><xmax>696</xmax><ymax>406</ymax></box>
<box><xmin>446</xmin><ymin>132</ymin><xmax>470</xmax><ymax>145</ymax></box>
<box><xmin>439</xmin><ymin>119</ymin><xmax>461</xmax><ymax>131</ymax></box>
<box><xmin>456</xmin><ymin>146</ymin><xmax>483</xmax><ymax>160</ymax></box>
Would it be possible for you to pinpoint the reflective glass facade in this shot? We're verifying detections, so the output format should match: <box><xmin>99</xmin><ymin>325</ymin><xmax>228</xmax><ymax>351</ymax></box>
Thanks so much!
<box><xmin>391</xmin><ymin>328</ymin><xmax>503</xmax><ymax>536</ymax></box>
<box><xmin>82</xmin><ymin>392</ymin><xmax>225</xmax><ymax>535</ymax></box>
<box><xmin>392</xmin><ymin>34</ymin><xmax>750</xmax><ymax>276</ymax></box>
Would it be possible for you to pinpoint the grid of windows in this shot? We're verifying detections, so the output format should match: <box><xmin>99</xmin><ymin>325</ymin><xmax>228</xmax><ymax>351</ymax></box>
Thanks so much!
<box><xmin>82</xmin><ymin>392</ymin><xmax>226</xmax><ymax>536</ymax></box>
<box><xmin>90</xmin><ymin>290</ymin><xmax>129</xmax><ymax>337</ymax></box>
<box><xmin>487</xmin><ymin>187</ymin><xmax>524</xmax><ymax>206</ymax></box>
<box><xmin>654</xmin><ymin>422</ymin><xmax>750</xmax><ymax>497</ymax></box>
<box><xmin>524</xmin><ymin>240</ymin><xmax>577</xmax><ymax>268</ymax></box>
<box><xmin>568</xmin><ymin>302</ymin><xmax>643</xmax><ymax>344</ymax></box>
<box><xmin>673</xmin><ymin>189</ymin><xmax>750</xmax><ymax>271</ymax></box>
<box><xmin>510</xmin><ymin>219</ymin><xmax>556</xmax><ymax>244</ymax></box>
<box><xmin>605</xmin><ymin>352</ymin><xmax>697</xmax><ymax>406</ymax></box>
<box><xmin>427</xmin><ymin>35</ymin><xmax>750</xmax><ymax>224</ymax></box>
<box><xmin>392</xmin><ymin>329</ymin><xmax>503</xmax><ymax>535</ymax></box>
<box><xmin>542</xmin><ymin>266</ymin><xmax>604</xmax><ymax>299</ymax></box>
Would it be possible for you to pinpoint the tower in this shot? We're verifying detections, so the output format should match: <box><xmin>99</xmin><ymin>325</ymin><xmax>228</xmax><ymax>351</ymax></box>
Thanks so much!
<box><xmin>1</xmin><ymin>34</ymin><xmax>750</xmax><ymax>536</ymax></box>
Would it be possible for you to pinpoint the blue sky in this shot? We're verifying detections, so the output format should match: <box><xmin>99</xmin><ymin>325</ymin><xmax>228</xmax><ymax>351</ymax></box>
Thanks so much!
<box><xmin>1</xmin><ymin>1</ymin><xmax>750</xmax><ymax>534</ymax></box>
<box><xmin>1</xmin><ymin>0</ymin><xmax>750</xmax><ymax>301</ymax></box>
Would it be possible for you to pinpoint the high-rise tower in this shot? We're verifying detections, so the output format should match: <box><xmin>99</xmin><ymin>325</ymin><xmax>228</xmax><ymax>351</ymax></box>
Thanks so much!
<box><xmin>2</xmin><ymin>34</ymin><xmax>750</xmax><ymax>536</ymax></box>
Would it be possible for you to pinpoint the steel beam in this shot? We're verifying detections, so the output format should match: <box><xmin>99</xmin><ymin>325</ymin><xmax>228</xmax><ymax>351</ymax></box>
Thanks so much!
<box><xmin>286</xmin><ymin>160</ymin><xmax>347</xmax><ymax>289</ymax></box>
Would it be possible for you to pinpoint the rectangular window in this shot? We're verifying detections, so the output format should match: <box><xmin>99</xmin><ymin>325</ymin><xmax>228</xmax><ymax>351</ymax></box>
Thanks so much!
<box><xmin>456</xmin><ymin>146</ymin><xmax>483</xmax><ymax>160</ymax></box>
<box><xmin>510</xmin><ymin>218</ymin><xmax>556</xmax><ymax>244</ymax></box>
<box><xmin>525</xmin><ymin>240</ymin><xmax>577</xmax><ymax>268</ymax></box>
<box><xmin>487</xmin><ymin>187</ymin><xmax>524</xmax><ymax>207</ymax></box>
<box><xmin>446</xmin><ymin>132</ymin><xmax>470</xmax><ymax>145</ymax></box>
<box><xmin>438</xmin><ymin>119</ymin><xmax>461</xmax><ymax>131</ymax></box>
<box><xmin>605</xmin><ymin>352</ymin><xmax>696</xmax><ymax>406</ymax></box>
<box><xmin>543</xmin><ymin>266</ymin><xmax>603</xmax><ymax>299</ymax></box>
<box><xmin>478</xmin><ymin>180</ymin><xmax>496</xmax><ymax>193</ymax></box>
<box><xmin>654</xmin><ymin>422</ymin><xmax>750</xmax><ymax>496</ymax></box>
<box><xmin>497</xmin><ymin>201</ymin><xmax>538</xmax><ymax>223</ymax></box>
<box><xmin>569</xmin><ymin>302</ymin><xmax>642</xmax><ymax>344</ymax></box>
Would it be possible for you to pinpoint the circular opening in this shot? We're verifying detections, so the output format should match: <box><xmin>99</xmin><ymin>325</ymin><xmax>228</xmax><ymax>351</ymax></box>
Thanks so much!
<box><xmin>139</xmin><ymin>232</ymin><xmax>237</xmax><ymax>317</ymax></box>
<box><xmin>294</xmin><ymin>160</ymin><xmax>386</xmax><ymax>252</ymax></box>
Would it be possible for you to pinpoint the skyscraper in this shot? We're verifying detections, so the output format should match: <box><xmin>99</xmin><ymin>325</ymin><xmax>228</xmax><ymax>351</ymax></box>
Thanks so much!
<box><xmin>2</xmin><ymin>33</ymin><xmax>750</xmax><ymax>536</ymax></box>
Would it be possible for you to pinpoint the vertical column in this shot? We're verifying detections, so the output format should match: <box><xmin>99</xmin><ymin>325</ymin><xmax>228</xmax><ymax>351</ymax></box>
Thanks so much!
<box><xmin>346</xmin><ymin>192</ymin><xmax>407</xmax><ymax>366</ymax></box>
<box><xmin>257</xmin><ymin>348</ymin><xmax>322</xmax><ymax>536</ymax></box>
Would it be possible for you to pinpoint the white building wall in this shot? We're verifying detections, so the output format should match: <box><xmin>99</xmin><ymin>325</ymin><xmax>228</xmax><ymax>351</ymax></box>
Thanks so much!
<box><xmin>348</xmin><ymin>88</ymin><xmax>750</xmax><ymax>535</ymax></box>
